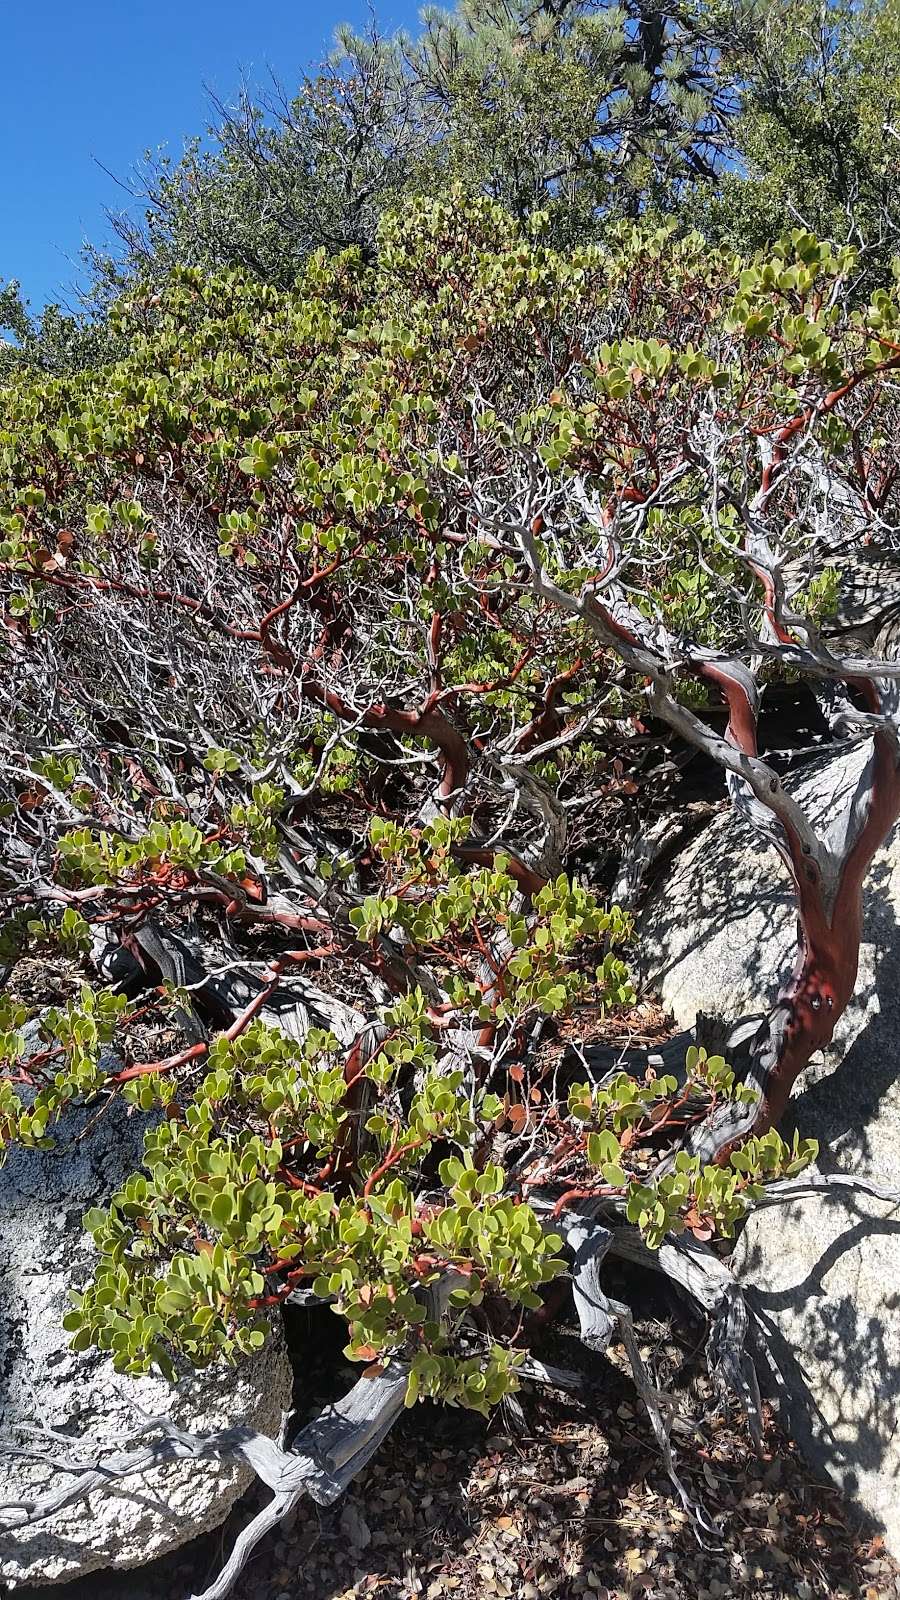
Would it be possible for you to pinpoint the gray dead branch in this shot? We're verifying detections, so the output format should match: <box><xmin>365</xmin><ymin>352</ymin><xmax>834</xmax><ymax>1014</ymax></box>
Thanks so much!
<box><xmin>611</xmin><ymin>802</ymin><xmax>722</xmax><ymax>911</ymax></box>
<box><xmin>484</xmin><ymin>758</ymin><xmax>568</xmax><ymax>879</ymax></box>
<box><xmin>606</xmin><ymin>1226</ymin><xmax>763</xmax><ymax>1449</ymax></box>
<box><xmin>92</xmin><ymin>915</ymin><xmax>369</xmax><ymax>1050</ymax></box>
<box><xmin>563</xmin><ymin>1028</ymin><xmax>693</xmax><ymax>1085</ymax></box>
<box><xmin>556</xmin><ymin>1208</ymin><xmax>720</xmax><ymax>1541</ymax></box>
<box><xmin>746</xmin><ymin>1171</ymin><xmax>900</xmax><ymax>1210</ymax></box>
<box><xmin>0</xmin><ymin>1360</ymin><xmax>409</xmax><ymax>1600</ymax></box>
<box><xmin>529</xmin><ymin>1188</ymin><xmax>762</xmax><ymax>1450</ymax></box>
<box><xmin>516</xmin><ymin>1355</ymin><xmax>585</xmax><ymax>1392</ymax></box>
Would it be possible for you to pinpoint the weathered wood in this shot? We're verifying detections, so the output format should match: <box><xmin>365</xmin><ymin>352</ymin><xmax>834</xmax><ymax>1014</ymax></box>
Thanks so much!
<box><xmin>611</xmin><ymin>803</ymin><xmax>721</xmax><ymax>910</ymax></box>
<box><xmin>555</xmin><ymin>1209</ymin><xmax>719</xmax><ymax>1540</ymax></box>
<box><xmin>747</xmin><ymin>1172</ymin><xmax>900</xmax><ymax>1210</ymax></box>
<box><xmin>562</xmin><ymin>1210</ymin><xmax>616</xmax><ymax>1351</ymax></box>
<box><xmin>607</xmin><ymin>1225</ymin><xmax>762</xmax><ymax>1445</ymax></box>
<box><xmin>303</xmin><ymin>1360</ymin><xmax>409</xmax><ymax>1484</ymax></box>
<box><xmin>517</xmin><ymin>1355</ymin><xmax>585</xmax><ymax>1391</ymax></box>
<box><xmin>564</xmin><ymin>1029</ymin><xmax>693</xmax><ymax>1085</ymax></box>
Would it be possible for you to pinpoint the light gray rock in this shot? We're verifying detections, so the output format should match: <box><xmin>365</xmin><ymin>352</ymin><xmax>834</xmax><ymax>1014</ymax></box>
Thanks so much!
<box><xmin>640</xmin><ymin>743</ymin><xmax>900</xmax><ymax>1548</ymax></box>
<box><xmin>0</xmin><ymin>1097</ymin><xmax>293</xmax><ymax>1586</ymax></box>
<box><xmin>640</xmin><ymin>741</ymin><xmax>877</xmax><ymax>1032</ymax></box>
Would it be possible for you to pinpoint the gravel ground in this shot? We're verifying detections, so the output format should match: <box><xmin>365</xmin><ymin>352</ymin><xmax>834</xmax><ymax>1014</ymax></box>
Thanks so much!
<box><xmin>16</xmin><ymin>1277</ymin><xmax>900</xmax><ymax>1600</ymax></box>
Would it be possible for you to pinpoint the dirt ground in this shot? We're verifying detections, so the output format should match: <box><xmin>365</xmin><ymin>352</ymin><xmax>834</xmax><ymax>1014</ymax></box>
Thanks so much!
<box><xmin>22</xmin><ymin>1276</ymin><xmax>900</xmax><ymax>1600</ymax></box>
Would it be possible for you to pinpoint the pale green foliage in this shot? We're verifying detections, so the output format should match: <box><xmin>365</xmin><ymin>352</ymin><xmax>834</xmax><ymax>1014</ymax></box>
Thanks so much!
<box><xmin>57</xmin><ymin>969</ymin><xmax>817</xmax><ymax>1394</ymax></box>
<box><xmin>0</xmin><ymin>804</ymin><xmax>816</xmax><ymax>1412</ymax></box>
<box><xmin>57</xmin><ymin>823</ymin><xmax>247</xmax><ymax>885</ymax></box>
<box><xmin>355</xmin><ymin>816</ymin><xmax>634</xmax><ymax>1022</ymax></box>
<box><xmin>571</xmin><ymin>1046</ymin><xmax>817</xmax><ymax>1247</ymax></box>
<box><xmin>621</xmin><ymin>1126</ymin><xmax>819</xmax><ymax>1249</ymax></box>
<box><xmin>229</xmin><ymin>783</ymin><xmax>284</xmax><ymax>861</ymax></box>
<box><xmin>63</xmin><ymin>1009</ymin><xmax>566</xmax><ymax>1392</ymax></box>
<box><xmin>0</xmin><ymin>905</ymin><xmax>91</xmax><ymax>960</ymax></box>
<box><xmin>0</xmin><ymin>193</ymin><xmax>876</xmax><ymax>1417</ymax></box>
<box><xmin>58</xmin><ymin>827</ymin><xmax>626</xmax><ymax>1402</ymax></box>
<box><xmin>406</xmin><ymin>1343</ymin><xmax>525</xmax><ymax>1413</ymax></box>
<box><xmin>0</xmin><ymin>984</ymin><xmax>127</xmax><ymax>1151</ymax></box>
<box><xmin>2</xmin><ymin>816</ymin><xmax>804</xmax><ymax>1411</ymax></box>
<box><xmin>203</xmin><ymin>746</ymin><xmax>241</xmax><ymax>777</ymax></box>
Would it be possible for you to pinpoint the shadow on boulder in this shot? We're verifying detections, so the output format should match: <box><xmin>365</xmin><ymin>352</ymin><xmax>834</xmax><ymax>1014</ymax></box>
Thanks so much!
<box><xmin>640</xmin><ymin>747</ymin><xmax>900</xmax><ymax>1548</ymax></box>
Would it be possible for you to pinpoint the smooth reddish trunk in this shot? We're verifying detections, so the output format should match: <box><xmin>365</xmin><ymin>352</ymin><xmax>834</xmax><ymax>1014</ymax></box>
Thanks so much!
<box><xmin>754</xmin><ymin>726</ymin><xmax>900</xmax><ymax>1132</ymax></box>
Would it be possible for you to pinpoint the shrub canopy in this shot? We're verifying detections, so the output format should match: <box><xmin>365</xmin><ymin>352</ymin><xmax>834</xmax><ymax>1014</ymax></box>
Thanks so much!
<box><xmin>2</xmin><ymin>193</ymin><xmax>898</xmax><ymax>1393</ymax></box>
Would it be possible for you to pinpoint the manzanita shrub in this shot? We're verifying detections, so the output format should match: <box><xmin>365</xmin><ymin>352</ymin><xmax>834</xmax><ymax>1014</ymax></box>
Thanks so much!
<box><xmin>5</xmin><ymin>186</ymin><xmax>897</xmax><ymax>1412</ymax></box>
<box><xmin>0</xmin><ymin>820</ymin><xmax>815</xmax><ymax>1411</ymax></box>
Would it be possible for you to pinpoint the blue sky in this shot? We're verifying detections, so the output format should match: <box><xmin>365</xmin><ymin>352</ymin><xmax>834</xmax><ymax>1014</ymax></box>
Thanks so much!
<box><xmin>2</xmin><ymin>1</ymin><xmax>423</xmax><ymax>313</ymax></box>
